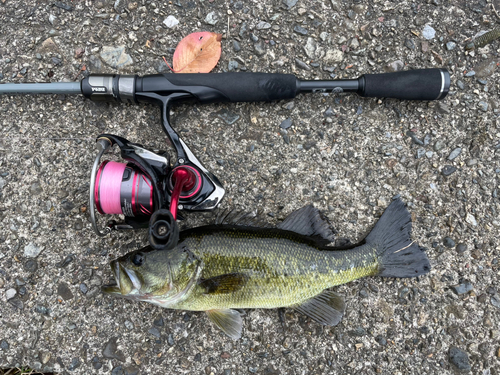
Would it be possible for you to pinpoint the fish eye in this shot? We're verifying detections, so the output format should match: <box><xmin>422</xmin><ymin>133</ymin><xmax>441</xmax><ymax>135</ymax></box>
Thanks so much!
<box><xmin>132</xmin><ymin>253</ymin><xmax>144</xmax><ymax>266</ymax></box>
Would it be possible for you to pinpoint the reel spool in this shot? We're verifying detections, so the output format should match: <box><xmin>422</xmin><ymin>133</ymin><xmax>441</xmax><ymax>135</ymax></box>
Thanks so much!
<box><xmin>94</xmin><ymin>160</ymin><xmax>154</xmax><ymax>217</ymax></box>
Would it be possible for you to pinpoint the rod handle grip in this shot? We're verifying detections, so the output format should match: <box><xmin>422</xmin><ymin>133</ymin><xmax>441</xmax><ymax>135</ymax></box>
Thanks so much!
<box><xmin>358</xmin><ymin>69</ymin><xmax>450</xmax><ymax>100</ymax></box>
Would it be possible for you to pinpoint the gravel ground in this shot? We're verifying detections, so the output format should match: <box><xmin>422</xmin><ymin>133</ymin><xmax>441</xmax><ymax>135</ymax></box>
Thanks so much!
<box><xmin>1</xmin><ymin>0</ymin><xmax>500</xmax><ymax>374</ymax></box>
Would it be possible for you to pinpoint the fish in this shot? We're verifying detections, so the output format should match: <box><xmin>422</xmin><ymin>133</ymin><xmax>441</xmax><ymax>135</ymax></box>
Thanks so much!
<box><xmin>465</xmin><ymin>28</ymin><xmax>500</xmax><ymax>50</ymax></box>
<box><xmin>102</xmin><ymin>198</ymin><xmax>430</xmax><ymax>339</ymax></box>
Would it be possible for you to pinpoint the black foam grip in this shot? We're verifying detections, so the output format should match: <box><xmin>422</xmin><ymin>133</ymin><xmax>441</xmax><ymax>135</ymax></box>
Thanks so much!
<box><xmin>360</xmin><ymin>69</ymin><xmax>449</xmax><ymax>100</ymax></box>
<box><xmin>164</xmin><ymin>73</ymin><xmax>298</xmax><ymax>103</ymax></box>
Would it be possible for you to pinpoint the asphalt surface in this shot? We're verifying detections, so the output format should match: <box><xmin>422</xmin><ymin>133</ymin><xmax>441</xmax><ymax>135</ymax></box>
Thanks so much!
<box><xmin>0</xmin><ymin>0</ymin><xmax>499</xmax><ymax>374</ymax></box>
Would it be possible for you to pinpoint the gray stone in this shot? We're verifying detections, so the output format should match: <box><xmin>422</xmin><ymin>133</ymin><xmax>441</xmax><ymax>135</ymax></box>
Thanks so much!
<box><xmin>205</xmin><ymin>11</ymin><xmax>219</xmax><ymax>25</ymax></box>
<box><xmin>456</xmin><ymin>243</ymin><xmax>467</xmax><ymax>253</ymax></box>
<box><xmin>256</xmin><ymin>21</ymin><xmax>271</xmax><ymax>30</ymax></box>
<box><xmin>293</xmin><ymin>25</ymin><xmax>308</xmax><ymax>35</ymax></box>
<box><xmin>24</xmin><ymin>243</ymin><xmax>43</xmax><ymax>258</ymax></box>
<box><xmin>24</xmin><ymin>260</ymin><xmax>38</xmax><ymax>273</ymax></box>
<box><xmin>451</xmin><ymin>281</ymin><xmax>473</xmax><ymax>295</ymax></box>
<box><xmin>443</xmin><ymin>237</ymin><xmax>455</xmax><ymax>248</ymax></box>
<box><xmin>148</xmin><ymin>327</ymin><xmax>161</xmax><ymax>338</ymax></box>
<box><xmin>0</xmin><ymin>340</ymin><xmax>9</xmax><ymax>350</ymax></box>
<box><xmin>100</xmin><ymin>46</ymin><xmax>133</xmax><ymax>69</ymax></box>
<box><xmin>163</xmin><ymin>15</ymin><xmax>179</xmax><ymax>28</ymax></box>
<box><xmin>103</xmin><ymin>337</ymin><xmax>126</xmax><ymax>362</ymax></box>
<box><xmin>228</xmin><ymin>60</ymin><xmax>239</xmax><ymax>71</ymax></box>
<box><xmin>283</xmin><ymin>0</ymin><xmax>298</xmax><ymax>9</ymax></box>
<box><xmin>433</xmin><ymin>140</ymin><xmax>445</xmax><ymax>151</ymax></box>
<box><xmin>280</xmin><ymin>118</ymin><xmax>292</xmax><ymax>129</ymax></box>
<box><xmin>491</xmin><ymin>294</ymin><xmax>500</xmax><ymax>308</ymax></box>
<box><xmin>446</xmin><ymin>41</ymin><xmax>456</xmax><ymax>50</ymax></box>
<box><xmin>216</xmin><ymin>109</ymin><xmax>240</xmax><ymax>125</ymax></box>
<box><xmin>449</xmin><ymin>347</ymin><xmax>471</xmax><ymax>371</ymax></box>
<box><xmin>448</xmin><ymin>148</ymin><xmax>461</xmax><ymax>160</ymax></box>
<box><xmin>6</xmin><ymin>288</ymin><xmax>16</xmax><ymax>299</ymax></box>
<box><xmin>465</xmin><ymin>213</ymin><xmax>477</xmax><ymax>226</ymax></box>
<box><xmin>422</xmin><ymin>25</ymin><xmax>436</xmax><ymax>40</ymax></box>
<box><xmin>30</xmin><ymin>182</ymin><xmax>42</xmax><ymax>195</ymax></box>
<box><xmin>295</xmin><ymin>58</ymin><xmax>311</xmax><ymax>71</ymax></box>
<box><xmin>478</xmin><ymin>101</ymin><xmax>488</xmax><ymax>112</ymax></box>
<box><xmin>304</xmin><ymin>38</ymin><xmax>317</xmax><ymax>58</ymax></box>
<box><xmin>57</xmin><ymin>283</ymin><xmax>74</xmax><ymax>300</ymax></box>
<box><xmin>232</xmin><ymin>40</ymin><xmax>241</xmax><ymax>52</ymax></box>
<box><xmin>385</xmin><ymin>60</ymin><xmax>404</xmax><ymax>72</ymax></box>
<box><xmin>254</xmin><ymin>41</ymin><xmax>266</xmax><ymax>56</ymax></box>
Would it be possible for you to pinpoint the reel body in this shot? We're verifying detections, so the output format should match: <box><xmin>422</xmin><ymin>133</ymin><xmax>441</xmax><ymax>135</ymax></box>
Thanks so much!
<box><xmin>89</xmin><ymin>91</ymin><xmax>225</xmax><ymax>250</ymax></box>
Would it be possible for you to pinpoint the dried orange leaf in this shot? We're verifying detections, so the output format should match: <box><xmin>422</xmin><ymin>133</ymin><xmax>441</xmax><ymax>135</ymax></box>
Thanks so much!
<box><xmin>172</xmin><ymin>32</ymin><xmax>222</xmax><ymax>73</ymax></box>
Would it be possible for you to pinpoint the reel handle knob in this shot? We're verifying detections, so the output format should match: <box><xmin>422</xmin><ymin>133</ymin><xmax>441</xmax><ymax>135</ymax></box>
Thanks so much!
<box><xmin>148</xmin><ymin>209</ymin><xmax>179</xmax><ymax>250</ymax></box>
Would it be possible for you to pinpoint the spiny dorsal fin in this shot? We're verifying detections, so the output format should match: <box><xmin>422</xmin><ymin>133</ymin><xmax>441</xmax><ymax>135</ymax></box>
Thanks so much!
<box><xmin>215</xmin><ymin>209</ymin><xmax>274</xmax><ymax>228</ymax></box>
<box><xmin>199</xmin><ymin>273</ymin><xmax>249</xmax><ymax>295</ymax></box>
<box><xmin>206</xmin><ymin>309</ymin><xmax>243</xmax><ymax>340</ymax></box>
<box><xmin>294</xmin><ymin>290</ymin><xmax>345</xmax><ymax>326</ymax></box>
<box><xmin>277</xmin><ymin>205</ymin><xmax>336</xmax><ymax>246</ymax></box>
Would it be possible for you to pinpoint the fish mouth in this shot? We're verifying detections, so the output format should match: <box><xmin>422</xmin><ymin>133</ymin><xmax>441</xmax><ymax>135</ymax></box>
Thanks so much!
<box><xmin>102</xmin><ymin>260</ymin><xmax>141</xmax><ymax>296</ymax></box>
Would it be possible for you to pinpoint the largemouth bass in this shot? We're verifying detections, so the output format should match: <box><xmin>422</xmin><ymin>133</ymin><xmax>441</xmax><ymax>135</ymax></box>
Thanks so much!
<box><xmin>103</xmin><ymin>199</ymin><xmax>430</xmax><ymax>339</ymax></box>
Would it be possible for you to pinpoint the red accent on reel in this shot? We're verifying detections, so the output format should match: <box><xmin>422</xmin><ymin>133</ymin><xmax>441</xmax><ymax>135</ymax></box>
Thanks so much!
<box><xmin>169</xmin><ymin>166</ymin><xmax>202</xmax><ymax>220</ymax></box>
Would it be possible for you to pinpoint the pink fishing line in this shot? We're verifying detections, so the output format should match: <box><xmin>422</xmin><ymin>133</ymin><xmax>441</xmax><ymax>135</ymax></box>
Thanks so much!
<box><xmin>98</xmin><ymin>161</ymin><xmax>126</xmax><ymax>214</ymax></box>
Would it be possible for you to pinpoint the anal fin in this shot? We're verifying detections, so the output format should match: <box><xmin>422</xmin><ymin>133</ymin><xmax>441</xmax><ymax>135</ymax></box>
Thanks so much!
<box><xmin>295</xmin><ymin>290</ymin><xmax>345</xmax><ymax>326</ymax></box>
<box><xmin>206</xmin><ymin>309</ymin><xmax>243</xmax><ymax>340</ymax></box>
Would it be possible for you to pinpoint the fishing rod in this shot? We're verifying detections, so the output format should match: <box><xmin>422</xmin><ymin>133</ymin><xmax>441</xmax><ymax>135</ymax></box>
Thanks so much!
<box><xmin>0</xmin><ymin>69</ymin><xmax>450</xmax><ymax>250</ymax></box>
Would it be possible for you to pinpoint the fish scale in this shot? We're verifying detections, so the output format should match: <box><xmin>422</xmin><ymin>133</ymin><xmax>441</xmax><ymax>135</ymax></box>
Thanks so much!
<box><xmin>171</xmin><ymin>227</ymin><xmax>379</xmax><ymax>311</ymax></box>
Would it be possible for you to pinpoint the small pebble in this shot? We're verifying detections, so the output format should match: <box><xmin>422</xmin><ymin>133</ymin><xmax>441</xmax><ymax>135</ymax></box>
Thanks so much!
<box><xmin>478</xmin><ymin>101</ymin><xmax>488</xmax><ymax>112</ymax></box>
<box><xmin>446</xmin><ymin>41</ymin><xmax>456</xmax><ymax>50</ymax></box>
<box><xmin>449</xmin><ymin>347</ymin><xmax>471</xmax><ymax>371</ymax></box>
<box><xmin>0</xmin><ymin>340</ymin><xmax>9</xmax><ymax>350</ymax></box>
<box><xmin>456</xmin><ymin>243</ymin><xmax>467</xmax><ymax>253</ymax></box>
<box><xmin>167</xmin><ymin>333</ymin><xmax>175</xmax><ymax>346</ymax></box>
<box><xmin>441</xmin><ymin>165</ymin><xmax>457</xmax><ymax>176</ymax></box>
<box><xmin>422</xmin><ymin>25</ymin><xmax>436</xmax><ymax>40</ymax></box>
<box><xmin>280</xmin><ymin>118</ymin><xmax>293</xmax><ymax>129</ymax></box>
<box><xmin>433</xmin><ymin>140</ymin><xmax>445</xmax><ymax>151</ymax></box>
<box><xmin>232</xmin><ymin>40</ymin><xmax>241</xmax><ymax>52</ymax></box>
<box><xmin>6</xmin><ymin>288</ymin><xmax>17</xmax><ymax>300</ymax></box>
<box><xmin>443</xmin><ymin>237</ymin><xmax>455</xmax><ymax>248</ymax></box>
<box><xmin>148</xmin><ymin>327</ymin><xmax>161</xmax><ymax>338</ymax></box>
<box><xmin>451</xmin><ymin>280</ymin><xmax>473</xmax><ymax>295</ymax></box>
<box><xmin>293</xmin><ymin>25</ymin><xmax>308</xmax><ymax>35</ymax></box>
<box><xmin>79</xmin><ymin>283</ymin><xmax>88</xmax><ymax>294</ymax></box>
<box><xmin>447</xmin><ymin>148</ymin><xmax>461</xmax><ymax>160</ymax></box>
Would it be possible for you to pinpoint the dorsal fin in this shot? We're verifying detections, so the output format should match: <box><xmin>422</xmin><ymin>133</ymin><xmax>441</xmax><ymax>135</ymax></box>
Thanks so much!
<box><xmin>215</xmin><ymin>209</ymin><xmax>273</xmax><ymax>228</ymax></box>
<box><xmin>277</xmin><ymin>205</ymin><xmax>336</xmax><ymax>246</ymax></box>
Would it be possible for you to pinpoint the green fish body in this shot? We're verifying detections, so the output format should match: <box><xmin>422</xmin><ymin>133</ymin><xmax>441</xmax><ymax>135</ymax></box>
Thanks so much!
<box><xmin>104</xmin><ymin>199</ymin><xmax>430</xmax><ymax>339</ymax></box>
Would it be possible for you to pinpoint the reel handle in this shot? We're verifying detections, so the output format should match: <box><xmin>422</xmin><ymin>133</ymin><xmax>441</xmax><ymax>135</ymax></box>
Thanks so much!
<box><xmin>148</xmin><ymin>210</ymin><xmax>179</xmax><ymax>250</ymax></box>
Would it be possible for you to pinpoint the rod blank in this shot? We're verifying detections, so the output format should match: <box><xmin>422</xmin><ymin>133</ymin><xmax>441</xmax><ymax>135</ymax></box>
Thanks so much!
<box><xmin>0</xmin><ymin>82</ymin><xmax>81</xmax><ymax>95</ymax></box>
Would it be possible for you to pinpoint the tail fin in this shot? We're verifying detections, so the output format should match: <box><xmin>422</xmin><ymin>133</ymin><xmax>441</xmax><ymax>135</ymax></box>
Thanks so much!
<box><xmin>366</xmin><ymin>198</ymin><xmax>430</xmax><ymax>278</ymax></box>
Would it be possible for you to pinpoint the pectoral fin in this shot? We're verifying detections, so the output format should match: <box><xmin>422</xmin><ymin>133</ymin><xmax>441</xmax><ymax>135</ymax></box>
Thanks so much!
<box><xmin>198</xmin><ymin>273</ymin><xmax>249</xmax><ymax>295</ymax></box>
<box><xmin>206</xmin><ymin>309</ymin><xmax>243</xmax><ymax>340</ymax></box>
<box><xmin>295</xmin><ymin>290</ymin><xmax>345</xmax><ymax>326</ymax></box>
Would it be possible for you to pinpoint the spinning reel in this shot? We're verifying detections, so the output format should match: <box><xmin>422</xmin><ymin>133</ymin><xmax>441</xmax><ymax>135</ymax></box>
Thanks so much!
<box><xmin>89</xmin><ymin>94</ymin><xmax>225</xmax><ymax>251</ymax></box>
